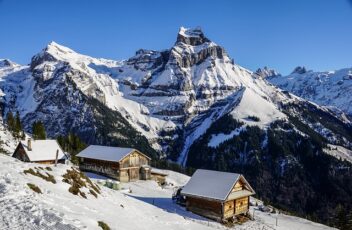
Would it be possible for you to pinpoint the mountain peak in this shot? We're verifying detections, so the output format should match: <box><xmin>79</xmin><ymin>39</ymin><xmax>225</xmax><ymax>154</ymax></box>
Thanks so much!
<box><xmin>291</xmin><ymin>66</ymin><xmax>308</xmax><ymax>74</ymax></box>
<box><xmin>0</xmin><ymin>59</ymin><xmax>18</xmax><ymax>68</ymax></box>
<box><xmin>30</xmin><ymin>41</ymin><xmax>79</xmax><ymax>70</ymax></box>
<box><xmin>44</xmin><ymin>41</ymin><xmax>76</xmax><ymax>55</ymax></box>
<box><xmin>255</xmin><ymin>66</ymin><xmax>281</xmax><ymax>78</ymax></box>
<box><xmin>176</xmin><ymin>26</ymin><xmax>210</xmax><ymax>46</ymax></box>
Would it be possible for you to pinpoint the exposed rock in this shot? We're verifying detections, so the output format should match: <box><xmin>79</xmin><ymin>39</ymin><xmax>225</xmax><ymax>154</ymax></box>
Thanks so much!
<box><xmin>291</xmin><ymin>66</ymin><xmax>308</xmax><ymax>74</ymax></box>
<box><xmin>255</xmin><ymin>66</ymin><xmax>281</xmax><ymax>78</ymax></box>
<box><xmin>0</xmin><ymin>59</ymin><xmax>17</xmax><ymax>68</ymax></box>
<box><xmin>176</xmin><ymin>27</ymin><xmax>210</xmax><ymax>46</ymax></box>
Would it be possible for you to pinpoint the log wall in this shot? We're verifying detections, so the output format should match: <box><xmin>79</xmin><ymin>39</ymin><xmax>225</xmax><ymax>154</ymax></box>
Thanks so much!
<box><xmin>186</xmin><ymin>196</ymin><xmax>223</xmax><ymax>221</ymax></box>
<box><xmin>223</xmin><ymin>200</ymin><xmax>234</xmax><ymax>219</ymax></box>
<box><xmin>234</xmin><ymin>197</ymin><xmax>249</xmax><ymax>215</ymax></box>
<box><xmin>79</xmin><ymin>158</ymin><xmax>120</xmax><ymax>179</ymax></box>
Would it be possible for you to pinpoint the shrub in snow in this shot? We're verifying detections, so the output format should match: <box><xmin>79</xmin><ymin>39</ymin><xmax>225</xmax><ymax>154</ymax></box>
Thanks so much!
<box><xmin>23</xmin><ymin>168</ymin><xmax>56</xmax><ymax>184</ymax></box>
<box><xmin>80</xmin><ymin>191</ymin><xmax>87</xmax><ymax>199</ymax></box>
<box><xmin>27</xmin><ymin>183</ymin><xmax>42</xmax><ymax>194</ymax></box>
<box><xmin>89</xmin><ymin>189</ymin><xmax>98</xmax><ymax>198</ymax></box>
<box><xmin>62</xmin><ymin>167</ymin><xmax>100</xmax><ymax>198</ymax></box>
<box><xmin>45</xmin><ymin>166</ymin><xmax>52</xmax><ymax>171</ymax></box>
<box><xmin>68</xmin><ymin>184</ymin><xmax>79</xmax><ymax>195</ymax></box>
<box><xmin>98</xmin><ymin>221</ymin><xmax>110</xmax><ymax>230</ymax></box>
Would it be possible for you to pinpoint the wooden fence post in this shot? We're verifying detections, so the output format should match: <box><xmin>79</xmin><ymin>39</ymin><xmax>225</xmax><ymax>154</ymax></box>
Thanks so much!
<box><xmin>55</xmin><ymin>149</ymin><xmax>59</xmax><ymax>167</ymax></box>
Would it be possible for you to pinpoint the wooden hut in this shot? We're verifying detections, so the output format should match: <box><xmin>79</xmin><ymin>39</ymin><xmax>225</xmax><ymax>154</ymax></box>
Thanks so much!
<box><xmin>76</xmin><ymin>145</ymin><xmax>151</xmax><ymax>182</ymax></box>
<box><xmin>181</xmin><ymin>169</ymin><xmax>255</xmax><ymax>222</ymax></box>
<box><xmin>12</xmin><ymin>138</ymin><xmax>67</xmax><ymax>164</ymax></box>
<box><xmin>150</xmin><ymin>168</ymin><xmax>168</xmax><ymax>185</ymax></box>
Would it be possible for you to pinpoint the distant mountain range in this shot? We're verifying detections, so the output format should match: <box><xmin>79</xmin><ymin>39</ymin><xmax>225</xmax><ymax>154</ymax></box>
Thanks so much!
<box><xmin>0</xmin><ymin>27</ymin><xmax>351</xmax><ymax>226</ymax></box>
<box><xmin>267</xmin><ymin>66</ymin><xmax>352</xmax><ymax>119</ymax></box>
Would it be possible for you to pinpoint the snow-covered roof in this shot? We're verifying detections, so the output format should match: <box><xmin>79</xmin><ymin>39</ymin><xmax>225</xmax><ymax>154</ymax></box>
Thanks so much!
<box><xmin>181</xmin><ymin>169</ymin><xmax>254</xmax><ymax>201</ymax></box>
<box><xmin>19</xmin><ymin>139</ymin><xmax>66</xmax><ymax>162</ymax></box>
<box><xmin>76</xmin><ymin>145</ymin><xmax>150</xmax><ymax>162</ymax></box>
<box><xmin>151</xmin><ymin>168</ymin><xmax>168</xmax><ymax>176</ymax></box>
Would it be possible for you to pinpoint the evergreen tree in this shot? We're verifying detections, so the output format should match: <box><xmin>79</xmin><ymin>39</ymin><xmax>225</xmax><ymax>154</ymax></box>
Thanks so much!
<box><xmin>14</xmin><ymin>111</ymin><xmax>22</xmax><ymax>138</ymax></box>
<box><xmin>347</xmin><ymin>210</ymin><xmax>352</xmax><ymax>230</ymax></box>
<box><xmin>57</xmin><ymin>133</ymin><xmax>86</xmax><ymax>165</ymax></box>
<box><xmin>32</xmin><ymin>121</ymin><xmax>46</xmax><ymax>140</ymax></box>
<box><xmin>6</xmin><ymin>111</ymin><xmax>24</xmax><ymax>139</ymax></box>
<box><xmin>334</xmin><ymin>205</ymin><xmax>352</xmax><ymax>230</ymax></box>
<box><xmin>6</xmin><ymin>111</ymin><xmax>15</xmax><ymax>132</ymax></box>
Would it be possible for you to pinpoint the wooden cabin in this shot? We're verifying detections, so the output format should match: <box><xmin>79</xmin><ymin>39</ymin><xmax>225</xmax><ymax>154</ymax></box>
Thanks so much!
<box><xmin>181</xmin><ymin>169</ymin><xmax>255</xmax><ymax>222</ymax></box>
<box><xmin>12</xmin><ymin>138</ymin><xmax>67</xmax><ymax>164</ymax></box>
<box><xmin>150</xmin><ymin>168</ymin><xmax>168</xmax><ymax>185</ymax></box>
<box><xmin>76</xmin><ymin>145</ymin><xmax>151</xmax><ymax>182</ymax></box>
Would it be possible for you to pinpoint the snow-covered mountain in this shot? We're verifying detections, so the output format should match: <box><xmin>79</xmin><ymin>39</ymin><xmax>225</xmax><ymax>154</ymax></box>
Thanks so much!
<box><xmin>267</xmin><ymin>66</ymin><xmax>352</xmax><ymax>120</ymax></box>
<box><xmin>1</xmin><ymin>28</ymin><xmax>350</xmax><ymax>159</ymax></box>
<box><xmin>1</xmin><ymin>46</ymin><xmax>163</xmax><ymax>158</ymax></box>
<box><xmin>0</xmin><ymin>27</ymin><xmax>352</xmax><ymax>227</ymax></box>
<box><xmin>0</xmin><ymin>28</ymin><xmax>292</xmax><ymax>156</ymax></box>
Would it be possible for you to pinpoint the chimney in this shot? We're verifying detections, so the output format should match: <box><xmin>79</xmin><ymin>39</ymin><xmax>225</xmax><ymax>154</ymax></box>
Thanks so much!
<box><xmin>27</xmin><ymin>138</ymin><xmax>32</xmax><ymax>151</ymax></box>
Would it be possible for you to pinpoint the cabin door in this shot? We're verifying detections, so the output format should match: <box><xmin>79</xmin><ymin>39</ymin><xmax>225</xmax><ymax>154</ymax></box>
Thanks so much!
<box><xmin>129</xmin><ymin>168</ymin><xmax>139</xmax><ymax>181</ymax></box>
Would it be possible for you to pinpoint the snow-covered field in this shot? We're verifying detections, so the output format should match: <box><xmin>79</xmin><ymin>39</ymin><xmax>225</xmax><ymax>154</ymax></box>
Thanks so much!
<box><xmin>0</xmin><ymin>154</ymin><xmax>335</xmax><ymax>230</ymax></box>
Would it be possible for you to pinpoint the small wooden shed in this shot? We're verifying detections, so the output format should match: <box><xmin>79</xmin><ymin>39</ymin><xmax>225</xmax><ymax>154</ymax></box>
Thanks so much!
<box><xmin>76</xmin><ymin>145</ymin><xmax>151</xmax><ymax>182</ymax></box>
<box><xmin>150</xmin><ymin>168</ymin><xmax>168</xmax><ymax>185</ymax></box>
<box><xmin>12</xmin><ymin>138</ymin><xmax>67</xmax><ymax>164</ymax></box>
<box><xmin>181</xmin><ymin>169</ymin><xmax>255</xmax><ymax>222</ymax></box>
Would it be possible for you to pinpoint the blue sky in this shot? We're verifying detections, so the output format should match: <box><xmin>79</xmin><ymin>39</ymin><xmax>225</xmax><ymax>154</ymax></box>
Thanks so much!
<box><xmin>0</xmin><ymin>0</ymin><xmax>351</xmax><ymax>75</ymax></box>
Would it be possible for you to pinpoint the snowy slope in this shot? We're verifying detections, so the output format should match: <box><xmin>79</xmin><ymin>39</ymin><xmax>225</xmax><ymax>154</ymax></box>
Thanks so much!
<box><xmin>0</xmin><ymin>122</ymin><xmax>17</xmax><ymax>154</ymax></box>
<box><xmin>0</xmin><ymin>154</ymin><xmax>335</xmax><ymax>230</ymax></box>
<box><xmin>268</xmin><ymin>67</ymin><xmax>352</xmax><ymax>117</ymax></box>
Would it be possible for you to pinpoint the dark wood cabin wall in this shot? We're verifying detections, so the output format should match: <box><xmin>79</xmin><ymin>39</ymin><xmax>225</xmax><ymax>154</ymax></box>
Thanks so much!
<box><xmin>79</xmin><ymin>158</ymin><xmax>120</xmax><ymax>179</ymax></box>
<box><xmin>13</xmin><ymin>144</ymin><xmax>30</xmax><ymax>162</ymax></box>
<box><xmin>186</xmin><ymin>196</ymin><xmax>223</xmax><ymax>221</ymax></box>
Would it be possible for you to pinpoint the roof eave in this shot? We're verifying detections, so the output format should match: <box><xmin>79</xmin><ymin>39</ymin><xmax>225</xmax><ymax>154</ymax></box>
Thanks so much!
<box><xmin>181</xmin><ymin>193</ymin><xmax>225</xmax><ymax>202</ymax></box>
<box><xmin>76</xmin><ymin>155</ymin><xmax>119</xmax><ymax>163</ymax></box>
